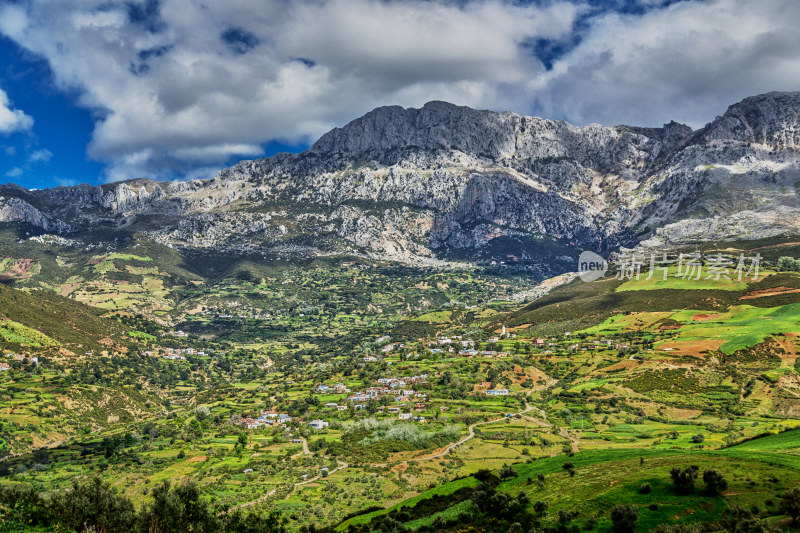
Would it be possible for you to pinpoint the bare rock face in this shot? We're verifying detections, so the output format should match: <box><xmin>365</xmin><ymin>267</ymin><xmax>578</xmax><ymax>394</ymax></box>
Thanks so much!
<box><xmin>3</xmin><ymin>91</ymin><xmax>800</xmax><ymax>272</ymax></box>
<box><xmin>703</xmin><ymin>92</ymin><xmax>800</xmax><ymax>149</ymax></box>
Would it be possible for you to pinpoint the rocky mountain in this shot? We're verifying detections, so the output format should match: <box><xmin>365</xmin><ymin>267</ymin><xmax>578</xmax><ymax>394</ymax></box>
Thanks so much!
<box><xmin>2</xmin><ymin>91</ymin><xmax>800</xmax><ymax>274</ymax></box>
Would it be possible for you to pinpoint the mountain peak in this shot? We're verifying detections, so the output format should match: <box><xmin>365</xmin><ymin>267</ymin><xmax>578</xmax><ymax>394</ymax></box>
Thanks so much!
<box><xmin>704</xmin><ymin>91</ymin><xmax>800</xmax><ymax>148</ymax></box>
<box><xmin>310</xmin><ymin>101</ymin><xmax>518</xmax><ymax>159</ymax></box>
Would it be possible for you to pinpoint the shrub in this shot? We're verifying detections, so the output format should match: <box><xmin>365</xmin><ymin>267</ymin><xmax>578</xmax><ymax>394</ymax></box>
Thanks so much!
<box><xmin>499</xmin><ymin>464</ymin><xmax>518</xmax><ymax>480</ymax></box>
<box><xmin>781</xmin><ymin>488</ymin><xmax>800</xmax><ymax>524</ymax></box>
<box><xmin>778</xmin><ymin>256</ymin><xmax>800</xmax><ymax>272</ymax></box>
<box><xmin>702</xmin><ymin>469</ymin><xmax>728</xmax><ymax>495</ymax></box>
<box><xmin>670</xmin><ymin>465</ymin><xmax>699</xmax><ymax>494</ymax></box>
<box><xmin>610</xmin><ymin>504</ymin><xmax>638</xmax><ymax>533</ymax></box>
<box><xmin>533</xmin><ymin>500</ymin><xmax>549</xmax><ymax>517</ymax></box>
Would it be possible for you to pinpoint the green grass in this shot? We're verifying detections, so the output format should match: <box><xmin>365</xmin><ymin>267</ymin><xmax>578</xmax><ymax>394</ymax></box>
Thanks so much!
<box><xmin>0</xmin><ymin>319</ymin><xmax>58</xmax><ymax>347</ymax></box>
<box><xmin>725</xmin><ymin>428</ymin><xmax>800</xmax><ymax>451</ymax></box>
<box><xmin>616</xmin><ymin>266</ymin><xmax>752</xmax><ymax>292</ymax></box>
<box><xmin>335</xmin><ymin>476</ymin><xmax>480</xmax><ymax>531</ymax></box>
<box><xmin>668</xmin><ymin>303</ymin><xmax>800</xmax><ymax>354</ymax></box>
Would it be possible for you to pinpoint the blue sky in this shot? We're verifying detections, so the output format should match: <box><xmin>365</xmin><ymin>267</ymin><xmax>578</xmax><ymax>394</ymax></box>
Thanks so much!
<box><xmin>1</xmin><ymin>0</ymin><xmax>798</xmax><ymax>189</ymax></box>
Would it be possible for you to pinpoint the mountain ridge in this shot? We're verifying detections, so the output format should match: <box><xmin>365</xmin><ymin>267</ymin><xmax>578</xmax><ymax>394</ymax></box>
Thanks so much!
<box><xmin>1</xmin><ymin>90</ymin><xmax>799</xmax><ymax>272</ymax></box>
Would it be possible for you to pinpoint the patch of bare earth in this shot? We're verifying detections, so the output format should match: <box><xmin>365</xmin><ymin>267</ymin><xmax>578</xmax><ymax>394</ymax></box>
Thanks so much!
<box><xmin>657</xmin><ymin>339</ymin><xmax>725</xmax><ymax>357</ymax></box>
<box><xmin>691</xmin><ymin>313</ymin><xmax>725</xmax><ymax>321</ymax></box>
<box><xmin>740</xmin><ymin>286</ymin><xmax>800</xmax><ymax>300</ymax></box>
<box><xmin>774</xmin><ymin>337</ymin><xmax>798</xmax><ymax>368</ymax></box>
<box><xmin>600</xmin><ymin>360</ymin><xmax>639</xmax><ymax>372</ymax></box>
<box><xmin>0</xmin><ymin>258</ymin><xmax>34</xmax><ymax>280</ymax></box>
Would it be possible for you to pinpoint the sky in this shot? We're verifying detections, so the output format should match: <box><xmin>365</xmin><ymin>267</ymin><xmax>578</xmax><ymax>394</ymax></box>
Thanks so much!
<box><xmin>0</xmin><ymin>0</ymin><xmax>798</xmax><ymax>189</ymax></box>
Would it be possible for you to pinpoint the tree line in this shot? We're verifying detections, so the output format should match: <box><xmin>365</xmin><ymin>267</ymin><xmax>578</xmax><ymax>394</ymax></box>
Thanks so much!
<box><xmin>0</xmin><ymin>475</ymin><xmax>286</xmax><ymax>533</ymax></box>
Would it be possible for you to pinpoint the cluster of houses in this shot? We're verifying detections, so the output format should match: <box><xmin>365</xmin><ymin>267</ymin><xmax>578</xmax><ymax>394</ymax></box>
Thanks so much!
<box><xmin>238</xmin><ymin>409</ymin><xmax>330</xmax><ymax>432</ymax></box>
<box><xmin>313</xmin><ymin>375</ymin><xmax>433</xmax><ymax>422</ymax></box>
<box><xmin>141</xmin><ymin>347</ymin><xmax>207</xmax><ymax>360</ymax></box>
<box><xmin>0</xmin><ymin>353</ymin><xmax>38</xmax><ymax>370</ymax></box>
<box><xmin>240</xmin><ymin>410</ymin><xmax>293</xmax><ymax>430</ymax></box>
<box><xmin>316</xmin><ymin>383</ymin><xmax>350</xmax><ymax>393</ymax></box>
<box><xmin>564</xmin><ymin>339</ymin><xmax>631</xmax><ymax>352</ymax></box>
<box><xmin>458</xmin><ymin>349</ymin><xmax>511</xmax><ymax>358</ymax></box>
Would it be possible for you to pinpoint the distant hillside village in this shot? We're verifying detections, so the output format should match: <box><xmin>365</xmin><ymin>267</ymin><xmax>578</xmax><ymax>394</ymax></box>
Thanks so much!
<box><xmin>214</xmin><ymin>328</ymin><xmax>643</xmax><ymax>436</ymax></box>
<box><xmin>0</xmin><ymin>353</ymin><xmax>39</xmax><ymax>372</ymax></box>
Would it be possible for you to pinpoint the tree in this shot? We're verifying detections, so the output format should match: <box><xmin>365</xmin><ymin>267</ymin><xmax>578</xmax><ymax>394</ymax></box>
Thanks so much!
<box><xmin>533</xmin><ymin>500</ymin><xmax>549</xmax><ymax>517</ymax></box>
<box><xmin>718</xmin><ymin>506</ymin><xmax>766</xmax><ymax>533</ymax></box>
<box><xmin>379</xmin><ymin>516</ymin><xmax>406</xmax><ymax>533</ymax></box>
<box><xmin>48</xmin><ymin>476</ymin><xmax>137</xmax><ymax>533</ymax></box>
<box><xmin>224</xmin><ymin>509</ymin><xmax>287</xmax><ymax>533</ymax></box>
<box><xmin>508</xmin><ymin>523</ymin><xmax>524</xmax><ymax>533</ymax></box>
<box><xmin>691</xmin><ymin>434</ymin><xmax>705</xmax><ymax>444</ymax></box>
<box><xmin>778</xmin><ymin>256</ymin><xmax>800</xmax><ymax>272</ymax></box>
<box><xmin>610</xmin><ymin>504</ymin><xmax>638</xmax><ymax>533</ymax></box>
<box><xmin>670</xmin><ymin>465</ymin><xmax>699</xmax><ymax>494</ymax></box>
<box><xmin>781</xmin><ymin>487</ymin><xmax>800</xmax><ymax>524</ymax></box>
<box><xmin>499</xmin><ymin>464</ymin><xmax>518</xmax><ymax>480</ymax></box>
<box><xmin>702</xmin><ymin>469</ymin><xmax>728</xmax><ymax>495</ymax></box>
<box><xmin>195</xmin><ymin>405</ymin><xmax>211</xmax><ymax>421</ymax></box>
<box><xmin>140</xmin><ymin>480</ymin><xmax>221</xmax><ymax>532</ymax></box>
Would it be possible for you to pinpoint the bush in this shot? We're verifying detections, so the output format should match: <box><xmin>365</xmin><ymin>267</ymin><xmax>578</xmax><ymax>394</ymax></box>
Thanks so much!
<box><xmin>670</xmin><ymin>465</ymin><xmax>699</xmax><ymax>494</ymax></box>
<box><xmin>690</xmin><ymin>434</ymin><xmax>705</xmax><ymax>444</ymax></box>
<box><xmin>610</xmin><ymin>504</ymin><xmax>638</xmax><ymax>533</ymax></box>
<box><xmin>534</xmin><ymin>500</ymin><xmax>549</xmax><ymax>517</ymax></box>
<box><xmin>499</xmin><ymin>464</ymin><xmax>518</xmax><ymax>480</ymax></box>
<box><xmin>778</xmin><ymin>256</ymin><xmax>800</xmax><ymax>272</ymax></box>
<box><xmin>781</xmin><ymin>488</ymin><xmax>800</xmax><ymax>524</ymax></box>
<box><xmin>638</xmin><ymin>483</ymin><xmax>652</xmax><ymax>495</ymax></box>
<box><xmin>702</xmin><ymin>469</ymin><xmax>728</xmax><ymax>495</ymax></box>
<box><xmin>195</xmin><ymin>405</ymin><xmax>211</xmax><ymax>420</ymax></box>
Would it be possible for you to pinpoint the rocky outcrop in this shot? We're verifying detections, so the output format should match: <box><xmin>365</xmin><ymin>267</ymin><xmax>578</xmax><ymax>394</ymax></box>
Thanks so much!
<box><xmin>2</xmin><ymin>91</ymin><xmax>800</xmax><ymax>271</ymax></box>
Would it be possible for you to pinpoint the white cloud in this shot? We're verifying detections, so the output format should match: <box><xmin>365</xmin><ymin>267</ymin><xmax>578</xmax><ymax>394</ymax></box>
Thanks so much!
<box><xmin>5</xmin><ymin>167</ymin><xmax>23</xmax><ymax>178</ymax></box>
<box><xmin>54</xmin><ymin>176</ymin><xmax>79</xmax><ymax>187</ymax></box>
<box><xmin>1</xmin><ymin>0</ymin><xmax>799</xmax><ymax>182</ymax></box>
<box><xmin>532</xmin><ymin>0</ymin><xmax>800</xmax><ymax>128</ymax></box>
<box><xmin>29</xmin><ymin>148</ymin><xmax>52</xmax><ymax>163</ymax></box>
<box><xmin>0</xmin><ymin>88</ymin><xmax>33</xmax><ymax>134</ymax></box>
<box><xmin>0</xmin><ymin>0</ymin><xmax>579</xmax><ymax>180</ymax></box>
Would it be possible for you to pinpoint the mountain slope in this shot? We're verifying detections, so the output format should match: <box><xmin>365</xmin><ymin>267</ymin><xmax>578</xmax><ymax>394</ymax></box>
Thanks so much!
<box><xmin>0</xmin><ymin>283</ymin><xmax>129</xmax><ymax>353</ymax></box>
<box><xmin>0</xmin><ymin>91</ymin><xmax>799</xmax><ymax>273</ymax></box>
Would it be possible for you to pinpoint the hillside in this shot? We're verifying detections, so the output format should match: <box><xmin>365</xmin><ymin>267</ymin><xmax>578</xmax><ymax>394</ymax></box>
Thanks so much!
<box><xmin>0</xmin><ymin>92</ymin><xmax>799</xmax><ymax>275</ymax></box>
<box><xmin>0</xmin><ymin>282</ymin><xmax>130</xmax><ymax>354</ymax></box>
<box><xmin>2</xmin><ymin>93</ymin><xmax>800</xmax><ymax>533</ymax></box>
